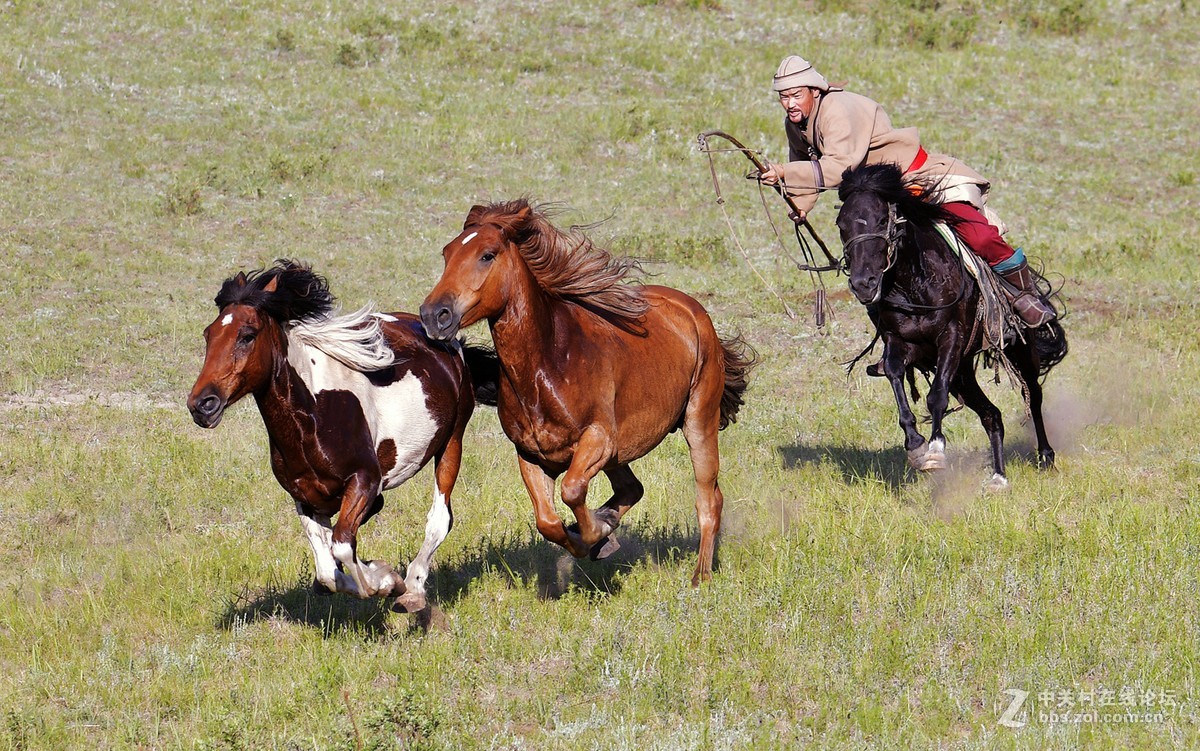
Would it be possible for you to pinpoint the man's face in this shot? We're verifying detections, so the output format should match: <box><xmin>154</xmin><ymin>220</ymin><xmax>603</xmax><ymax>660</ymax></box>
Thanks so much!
<box><xmin>778</xmin><ymin>86</ymin><xmax>816</xmax><ymax>124</ymax></box>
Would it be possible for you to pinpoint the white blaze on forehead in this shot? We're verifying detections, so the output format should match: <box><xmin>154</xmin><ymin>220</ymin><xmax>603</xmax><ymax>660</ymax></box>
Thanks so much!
<box><xmin>221</xmin><ymin>313</ymin><xmax>234</xmax><ymax>327</ymax></box>
<box><xmin>461</xmin><ymin>231</ymin><xmax>478</xmax><ymax>245</ymax></box>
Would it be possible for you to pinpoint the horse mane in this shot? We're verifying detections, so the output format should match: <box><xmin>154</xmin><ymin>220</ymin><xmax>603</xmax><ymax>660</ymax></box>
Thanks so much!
<box><xmin>837</xmin><ymin>163</ymin><xmax>957</xmax><ymax>228</ymax></box>
<box><xmin>464</xmin><ymin>199</ymin><xmax>650</xmax><ymax>329</ymax></box>
<box><xmin>215</xmin><ymin>259</ymin><xmax>395</xmax><ymax>371</ymax></box>
<box><xmin>215</xmin><ymin>259</ymin><xmax>335</xmax><ymax>323</ymax></box>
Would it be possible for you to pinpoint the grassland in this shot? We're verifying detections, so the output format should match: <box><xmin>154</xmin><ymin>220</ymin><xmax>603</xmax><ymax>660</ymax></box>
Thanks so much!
<box><xmin>1</xmin><ymin>0</ymin><xmax>1198</xmax><ymax>748</ymax></box>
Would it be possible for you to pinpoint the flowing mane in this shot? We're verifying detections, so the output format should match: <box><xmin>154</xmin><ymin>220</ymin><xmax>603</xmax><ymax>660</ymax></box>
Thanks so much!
<box><xmin>214</xmin><ymin>259</ymin><xmax>395</xmax><ymax>371</ymax></box>
<box><xmin>465</xmin><ymin>199</ymin><xmax>650</xmax><ymax>328</ymax></box>
<box><xmin>837</xmin><ymin>163</ymin><xmax>958</xmax><ymax>229</ymax></box>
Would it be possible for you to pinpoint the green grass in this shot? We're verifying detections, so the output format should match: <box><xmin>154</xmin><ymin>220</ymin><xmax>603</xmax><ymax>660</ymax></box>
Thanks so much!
<box><xmin>2</xmin><ymin>0</ymin><xmax>1199</xmax><ymax>748</ymax></box>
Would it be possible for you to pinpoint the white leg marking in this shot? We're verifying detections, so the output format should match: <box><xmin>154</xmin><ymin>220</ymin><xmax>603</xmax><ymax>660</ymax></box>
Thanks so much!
<box><xmin>404</xmin><ymin>476</ymin><xmax>451</xmax><ymax>596</ymax></box>
<box><xmin>294</xmin><ymin>502</ymin><xmax>339</xmax><ymax>591</ymax></box>
<box><xmin>928</xmin><ymin>438</ymin><xmax>946</xmax><ymax>456</ymax></box>
<box><xmin>331</xmin><ymin>540</ymin><xmax>373</xmax><ymax>598</ymax></box>
<box><xmin>985</xmin><ymin>473</ymin><xmax>1010</xmax><ymax>493</ymax></box>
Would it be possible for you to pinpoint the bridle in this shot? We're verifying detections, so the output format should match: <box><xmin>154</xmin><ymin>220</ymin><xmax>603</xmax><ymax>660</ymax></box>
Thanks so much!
<box><xmin>843</xmin><ymin>199</ymin><xmax>971</xmax><ymax>314</ymax></box>
<box><xmin>841</xmin><ymin>200</ymin><xmax>904</xmax><ymax>278</ymax></box>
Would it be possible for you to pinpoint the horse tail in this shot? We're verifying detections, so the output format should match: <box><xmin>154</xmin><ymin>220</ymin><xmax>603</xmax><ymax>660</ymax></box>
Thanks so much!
<box><xmin>461</xmin><ymin>342</ymin><xmax>500</xmax><ymax>407</ymax></box>
<box><xmin>1032</xmin><ymin>320</ymin><xmax>1068</xmax><ymax>378</ymax></box>
<box><xmin>717</xmin><ymin>334</ymin><xmax>757</xmax><ymax>430</ymax></box>
<box><xmin>1030</xmin><ymin>263</ymin><xmax>1068</xmax><ymax>378</ymax></box>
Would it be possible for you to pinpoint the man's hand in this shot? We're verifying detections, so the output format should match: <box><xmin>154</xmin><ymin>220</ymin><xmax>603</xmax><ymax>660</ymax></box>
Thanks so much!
<box><xmin>787</xmin><ymin>208</ymin><xmax>807</xmax><ymax>224</ymax></box>
<box><xmin>756</xmin><ymin>161</ymin><xmax>783</xmax><ymax>186</ymax></box>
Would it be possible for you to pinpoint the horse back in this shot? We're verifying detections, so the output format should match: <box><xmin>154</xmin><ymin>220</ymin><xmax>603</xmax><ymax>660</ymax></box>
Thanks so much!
<box><xmin>584</xmin><ymin>285</ymin><xmax>724</xmax><ymax>460</ymax></box>
<box><xmin>321</xmin><ymin>313</ymin><xmax>467</xmax><ymax>489</ymax></box>
<box><xmin>372</xmin><ymin>314</ymin><xmax>470</xmax><ymax>399</ymax></box>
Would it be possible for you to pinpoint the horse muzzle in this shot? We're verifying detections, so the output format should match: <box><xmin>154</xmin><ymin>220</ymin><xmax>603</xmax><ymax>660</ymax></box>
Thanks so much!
<box><xmin>187</xmin><ymin>390</ymin><xmax>227</xmax><ymax>429</ymax></box>
<box><xmin>849</xmin><ymin>276</ymin><xmax>882</xmax><ymax>305</ymax></box>
<box><xmin>419</xmin><ymin>297</ymin><xmax>462</xmax><ymax>341</ymax></box>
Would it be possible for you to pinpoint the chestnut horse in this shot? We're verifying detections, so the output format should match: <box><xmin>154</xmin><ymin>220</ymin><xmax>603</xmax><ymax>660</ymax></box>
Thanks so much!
<box><xmin>187</xmin><ymin>260</ymin><xmax>496</xmax><ymax>613</ymax></box>
<box><xmin>420</xmin><ymin>200</ymin><xmax>754</xmax><ymax>585</ymax></box>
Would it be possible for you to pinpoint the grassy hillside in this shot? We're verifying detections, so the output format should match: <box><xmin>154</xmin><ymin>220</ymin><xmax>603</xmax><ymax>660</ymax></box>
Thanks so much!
<box><xmin>1</xmin><ymin>1</ymin><xmax>1197</xmax><ymax>748</ymax></box>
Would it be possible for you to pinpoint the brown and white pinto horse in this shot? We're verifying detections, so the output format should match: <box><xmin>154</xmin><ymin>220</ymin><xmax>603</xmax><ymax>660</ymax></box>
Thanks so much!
<box><xmin>187</xmin><ymin>260</ymin><xmax>495</xmax><ymax>613</ymax></box>
<box><xmin>420</xmin><ymin>201</ymin><xmax>754</xmax><ymax>585</ymax></box>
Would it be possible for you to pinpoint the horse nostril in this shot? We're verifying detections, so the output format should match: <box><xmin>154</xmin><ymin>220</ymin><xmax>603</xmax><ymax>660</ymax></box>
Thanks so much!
<box><xmin>197</xmin><ymin>395</ymin><xmax>221</xmax><ymax>416</ymax></box>
<box><xmin>436</xmin><ymin>308</ymin><xmax>451</xmax><ymax>326</ymax></box>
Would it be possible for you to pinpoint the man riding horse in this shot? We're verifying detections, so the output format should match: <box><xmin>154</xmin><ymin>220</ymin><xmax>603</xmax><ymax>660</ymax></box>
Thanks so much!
<box><xmin>756</xmin><ymin>55</ymin><xmax>1056</xmax><ymax>372</ymax></box>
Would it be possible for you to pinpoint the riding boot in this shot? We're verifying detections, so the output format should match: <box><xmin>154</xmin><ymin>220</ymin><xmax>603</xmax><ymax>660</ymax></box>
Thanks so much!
<box><xmin>999</xmin><ymin>259</ymin><xmax>1056</xmax><ymax>328</ymax></box>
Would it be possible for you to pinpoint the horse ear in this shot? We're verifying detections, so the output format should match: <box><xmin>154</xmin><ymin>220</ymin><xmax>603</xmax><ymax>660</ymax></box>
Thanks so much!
<box><xmin>464</xmin><ymin>205</ymin><xmax>487</xmax><ymax>230</ymax></box>
<box><xmin>233</xmin><ymin>271</ymin><xmax>248</xmax><ymax>287</ymax></box>
<box><xmin>263</xmin><ymin>274</ymin><xmax>279</xmax><ymax>293</ymax></box>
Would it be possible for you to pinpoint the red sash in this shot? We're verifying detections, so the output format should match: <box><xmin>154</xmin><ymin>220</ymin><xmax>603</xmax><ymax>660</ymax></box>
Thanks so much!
<box><xmin>906</xmin><ymin>146</ymin><xmax>928</xmax><ymax>173</ymax></box>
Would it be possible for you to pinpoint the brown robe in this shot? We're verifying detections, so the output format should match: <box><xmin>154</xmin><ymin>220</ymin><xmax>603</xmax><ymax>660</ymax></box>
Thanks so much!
<box><xmin>778</xmin><ymin>89</ymin><xmax>991</xmax><ymax>215</ymax></box>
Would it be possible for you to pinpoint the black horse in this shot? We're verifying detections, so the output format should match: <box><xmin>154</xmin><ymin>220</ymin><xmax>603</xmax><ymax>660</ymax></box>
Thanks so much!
<box><xmin>836</xmin><ymin>163</ymin><xmax>1067</xmax><ymax>490</ymax></box>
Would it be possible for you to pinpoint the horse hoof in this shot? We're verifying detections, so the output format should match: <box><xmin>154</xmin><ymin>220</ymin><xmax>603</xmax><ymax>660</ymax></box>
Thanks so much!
<box><xmin>589</xmin><ymin>535</ymin><xmax>620</xmax><ymax>561</ymax></box>
<box><xmin>364</xmin><ymin>560</ymin><xmax>403</xmax><ymax>597</ymax></box>
<box><xmin>1037</xmin><ymin>452</ymin><xmax>1056</xmax><ymax>471</ymax></box>
<box><xmin>915</xmin><ymin>439</ymin><xmax>946</xmax><ymax>472</ymax></box>
<box><xmin>907</xmin><ymin>443</ymin><xmax>928</xmax><ymax>470</ymax></box>
<box><xmin>391</xmin><ymin>592</ymin><xmax>426</xmax><ymax>614</ymax></box>
<box><xmin>562</xmin><ymin>524</ymin><xmax>592</xmax><ymax>559</ymax></box>
<box><xmin>919</xmin><ymin>452</ymin><xmax>947</xmax><ymax>472</ymax></box>
<box><xmin>984</xmin><ymin>473</ymin><xmax>1010</xmax><ymax>493</ymax></box>
<box><xmin>594</xmin><ymin>508</ymin><xmax>621</xmax><ymax>537</ymax></box>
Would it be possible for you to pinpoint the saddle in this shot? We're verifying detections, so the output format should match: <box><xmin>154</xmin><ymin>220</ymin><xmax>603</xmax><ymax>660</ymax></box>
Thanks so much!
<box><xmin>931</xmin><ymin>222</ymin><xmax>1021</xmax><ymax>350</ymax></box>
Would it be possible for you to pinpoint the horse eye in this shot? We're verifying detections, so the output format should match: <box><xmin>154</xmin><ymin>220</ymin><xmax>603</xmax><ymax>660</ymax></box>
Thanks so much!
<box><xmin>480</xmin><ymin>251</ymin><xmax>496</xmax><ymax>263</ymax></box>
<box><xmin>238</xmin><ymin>330</ymin><xmax>258</xmax><ymax>345</ymax></box>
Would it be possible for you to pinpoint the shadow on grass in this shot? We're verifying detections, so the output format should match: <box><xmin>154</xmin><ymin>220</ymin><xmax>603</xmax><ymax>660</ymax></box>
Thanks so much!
<box><xmin>778</xmin><ymin>437</ymin><xmax>1055</xmax><ymax>513</ymax></box>
<box><xmin>216</xmin><ymin>572</ymin><xmax>395</xmax><ymax>639</ymax></box>
<box><xmin>215</xmin><ymin>522</ymin><xmax>708</xmax><ymax>638</ymax></box>
<box><xmin>430</xmin><ymin>522</ymin><xmax>707</xmax><ymax>606</ymax></box>
<box><xmin>778</xmin><ymin>442</ymin><xmax>912</xmax><ymax>490</ymax></box>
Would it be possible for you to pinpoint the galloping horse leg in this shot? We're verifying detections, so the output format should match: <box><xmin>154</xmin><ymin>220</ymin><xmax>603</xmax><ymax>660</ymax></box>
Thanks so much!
<box><xmin>518</xmin><ymin>456</ymin><xmax>591</xmax><ymax>559</ymax></box>
<box><xmin>951</xmin><ymin>364</ymin><xmax>1009</xmax><ymax>491</ymax></box>
<box><xmin>1007</xmin><ymin>342</ymin><xmax>1056</xmax><ymax>469</ymax></box>
<box><xmin>598</xmin><ymin>464</ymin><xmax>644</xmax><ymax>531</ymax></box>
<box><xmin>681</xmin><ymin>398</ymin><xmax>724</xmax><ymax>587</ymax></box>
<box><xmin>883</xmin><ymin>339</ymin><xmax>929</xmax><ymax>468</ymax></box>
<box><xmin>294</xmin><ymin>502</ymin><xmax>340</xmax><ymax>595</ymax></box>
<box><xmin>919</xmin><ymin>329</ymin><xmax>967</xmax><ymax>472</ymax></box>
<box><xmin>330</xmin><ymin>473</ymin><xmax>401</xmax><ymax>598</ymax></box>
<box><xmin>560</xmin><ymin>425</ymin><xmax>621</xmax><ymax>559</ymax></box>
<box><xmin>680</xmin><ymin>357</ymin><xmax>726</xmax><ymax>587</ymax></box>
<box><xmin>395</xmin><ymin>438</ymin><xmax>463</xmax><ymax>613</ymax></box>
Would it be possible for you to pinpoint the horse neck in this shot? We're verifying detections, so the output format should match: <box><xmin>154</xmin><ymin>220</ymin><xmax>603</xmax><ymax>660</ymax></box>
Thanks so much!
<box><xmin>488</xmin><ymin>263</ymin><xmax>569</xmax><ymax>386</ymax></box>
<box><xmin>889</xmin><ymin>219</ymin><xmax>960</xmax><ymax>300</ymax></box>
<box><xmin>251</xmin><ymin>326</ymin><xmax>317</xmax><ymax>449</ymax></box>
